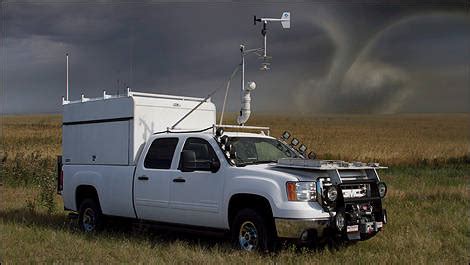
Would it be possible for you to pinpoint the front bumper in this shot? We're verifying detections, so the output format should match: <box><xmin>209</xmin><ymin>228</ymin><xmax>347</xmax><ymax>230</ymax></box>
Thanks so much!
<box><xmin>275</xmin><ymin>218</ymin><xmax>330</xmax><ymax>240</ymax></box>
<box><xmin>275</xmin><ymin>209</ymin><xmax>387</xmax><ymax>241</ymax></box>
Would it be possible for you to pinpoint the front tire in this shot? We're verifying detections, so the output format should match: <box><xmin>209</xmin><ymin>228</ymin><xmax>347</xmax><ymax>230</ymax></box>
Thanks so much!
<box><xmin>78</xmin><ymin>199</ymin><xmax>103</xmax><ymax>233</ymax></box>
<box><xmin>231</xmin><ymin>208</ymin><xmax>276</xmax><ymax>252</ymax></box>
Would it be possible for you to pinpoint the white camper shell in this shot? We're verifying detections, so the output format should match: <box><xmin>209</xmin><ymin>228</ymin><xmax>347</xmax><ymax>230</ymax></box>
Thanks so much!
<box><xmin>62</xmin><ymin>91</ymin><xmax>216</xmax><ymax>165</ymax></box>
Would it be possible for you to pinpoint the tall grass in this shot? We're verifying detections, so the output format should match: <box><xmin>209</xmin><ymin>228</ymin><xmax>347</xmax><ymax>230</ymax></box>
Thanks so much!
<box><xmin>1</xmin><ymin>115</ymin><xmax>61</xmax><ymax>213</ymax></box>
<box><xmin>1</xmin><ymin>166</ymin><xmax>469</xmax><ymax>263</ymax></box>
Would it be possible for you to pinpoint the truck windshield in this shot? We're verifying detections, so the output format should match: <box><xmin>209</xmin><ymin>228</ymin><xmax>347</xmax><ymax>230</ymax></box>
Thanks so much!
<box><xmin>228</xmin><ymin>137</ymin><xmax>298</xmax><ymax>166</ymax></box>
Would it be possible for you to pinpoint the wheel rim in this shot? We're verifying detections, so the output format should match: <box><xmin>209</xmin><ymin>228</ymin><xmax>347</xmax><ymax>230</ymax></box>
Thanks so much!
<box><xmin>82</xmin><ymin>208</ymin><xmax>96</xmax><ymax>232</ymax></box>
<box><xmin>238</xmin><ymin>221</ymin><xmax>258</xmax><ymax>251</ymax></box>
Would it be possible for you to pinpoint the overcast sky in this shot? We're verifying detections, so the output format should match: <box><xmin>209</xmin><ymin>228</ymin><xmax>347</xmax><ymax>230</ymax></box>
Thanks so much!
<box><xmin>1</xmin><ymin>1</ymin><xmax>469</xmax><ymax>114</ymax></box>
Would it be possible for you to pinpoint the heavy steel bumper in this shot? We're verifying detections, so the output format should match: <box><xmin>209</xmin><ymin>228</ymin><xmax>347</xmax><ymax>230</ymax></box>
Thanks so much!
<box><xmin>275</xmin><ymin>210</ymin><xmax>387</xmax><ymax>241</ymax></box>
<box><xmin>275</xmin><ymin>218</ymin><xmax>330</xmax><ymax>240</ymax></box>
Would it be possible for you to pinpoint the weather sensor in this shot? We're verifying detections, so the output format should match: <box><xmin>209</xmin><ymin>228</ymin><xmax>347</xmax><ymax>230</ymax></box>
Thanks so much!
<box><xmin>236</xmin><ymin>11</ymin><xmax>291</xmax><ymax>125</ymax></box>
<box><xmin>253</xmin><ymin>11</ymin><xmax>291</xmax><ymax>69</ymax></box>
<box><xmin>172</xmin><ymin>11</ymin><xmax>291</xmax><ymax>129</ymax></box>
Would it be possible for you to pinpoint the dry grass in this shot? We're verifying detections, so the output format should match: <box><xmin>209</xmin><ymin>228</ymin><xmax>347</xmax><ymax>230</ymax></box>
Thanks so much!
<box><xmin>2</xmin><ymin>113</ymin><xmax>469</xmax><ymax>165</ymax></box>
<box><xmin>1</xmin><ymin>114</ymin><xmax>61</xmax><ymax>159</ymax></box>
<box><xmin>249</xmin><ymin>113</ymin><xmax>470</xmax><ymax>165</ymax></box>
<box><xmin>1</xmin><ymin>114</ymin><xmax>469</xmax><ymax>263</ymax></box>
<box><xmin>1</xmin><ymin>168</ymin><xmax>469</xmax><ymax>264</ymax></box>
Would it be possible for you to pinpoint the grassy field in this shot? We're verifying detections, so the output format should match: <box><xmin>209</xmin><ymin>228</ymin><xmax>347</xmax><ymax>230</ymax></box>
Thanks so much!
<box><xmin>1</xmin><ymin>114</ymin><xmax>469</xmax><ymax>263</ymax></box>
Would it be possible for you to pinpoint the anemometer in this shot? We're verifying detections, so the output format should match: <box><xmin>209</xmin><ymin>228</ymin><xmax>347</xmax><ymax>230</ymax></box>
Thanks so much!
<box><xmin>252</xmin><ymin>11</ymin><xmax>291</xmax><ymax>70</ymax></box>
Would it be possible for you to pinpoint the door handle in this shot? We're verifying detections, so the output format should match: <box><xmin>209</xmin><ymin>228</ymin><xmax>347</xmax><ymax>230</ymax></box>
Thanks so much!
<box><xmin>173</xmin><ymin>178</ymin><xmax>186</xmax><ymax>183</ymax></box>
<box><xmin>137</xmin><ymin>175</ymin><xmax>149</xmax><ymax>181</ymax></box>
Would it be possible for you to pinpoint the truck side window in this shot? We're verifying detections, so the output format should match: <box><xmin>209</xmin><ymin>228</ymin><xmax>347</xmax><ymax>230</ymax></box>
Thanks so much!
<box><xmin>144</xmin><ymin>138</ymin><xmax>179</xmax><ymax>169</ymax></box>
<box><xmin>180</xmin><ymin>137</ymin><xmax>219</xmax><ymax>171</ymax></box>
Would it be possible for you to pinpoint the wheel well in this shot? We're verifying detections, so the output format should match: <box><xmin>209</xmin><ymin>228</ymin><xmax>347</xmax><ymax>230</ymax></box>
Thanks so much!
<box><xmin>75</xmin><ymin>185</ymin><xmax>100</xmax><ymax>210</ymax></box>
<box><xmin>228</xmin><ymin>193</ymin><xmax>274</xmax><ymax>228</ymax></box>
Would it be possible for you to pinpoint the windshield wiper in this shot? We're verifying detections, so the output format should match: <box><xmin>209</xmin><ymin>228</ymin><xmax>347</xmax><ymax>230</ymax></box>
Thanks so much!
<box><xmin>235</xmin><ymin>160</ymin><xmax>257</xmax><ymax>167</ymax></box>
<box><xmin>255</xmin><ymin>160</ymin><xmax>277</xmax><ymax>164</ymax></box>
<box><xmin>236</xmin><ymin>160</ymin><xmax>277</xmax><ymax>167</ymax></box>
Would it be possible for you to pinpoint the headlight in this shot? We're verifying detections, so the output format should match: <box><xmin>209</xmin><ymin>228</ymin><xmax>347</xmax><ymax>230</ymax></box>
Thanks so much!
<box><xmin>326</xmin><ymin>186</ymin><xmax>338</xmax><ymax>202</ymax></box>
<box><xmin>286</xmin><ymin>181</ymin><xmax>316</xmax><ymax>201</ymax></box>
<box><xmin>378</xmin><ymin>182</ymin><xmax>387</xmax><ymax>198</ymax></box>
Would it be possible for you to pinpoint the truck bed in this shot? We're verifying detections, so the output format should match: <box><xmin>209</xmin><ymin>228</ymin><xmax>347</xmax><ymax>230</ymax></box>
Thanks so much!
<box><xmin>63</xmin><ymin>164</ymin><xmax>137</xmax><ymax>218</ymax></box>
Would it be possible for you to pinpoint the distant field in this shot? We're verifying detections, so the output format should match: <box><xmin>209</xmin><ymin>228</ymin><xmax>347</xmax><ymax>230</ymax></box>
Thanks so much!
<box><xmin>2</xmin><ymin>113</ymin><xmax>469</xmax><ymax>164</ymax></box>
<box><xmin>1</xmin><ymin>114</ymin><xmax>469</xmax><ymax>263</ymax></box>
<box><xmin>250</xmin><ymin>113</ymin><xmax>469</xmax><ymax>165</ymax></box>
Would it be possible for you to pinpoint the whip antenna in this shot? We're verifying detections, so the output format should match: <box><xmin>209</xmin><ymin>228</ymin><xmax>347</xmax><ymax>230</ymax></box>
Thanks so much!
<box><xmin>66</xmin><ymin>53</ymin><xmax>69</xmax><ymax>101</ymax></box>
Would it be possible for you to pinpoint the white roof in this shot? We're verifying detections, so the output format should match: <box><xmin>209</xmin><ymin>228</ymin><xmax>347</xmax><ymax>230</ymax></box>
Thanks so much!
<box><xmin>224</xmin><ymin>131</ymin><xmax>273</xmax><ymax>138</ymax></box>
<box><xmin>150</xmin><ymin>130</ymin><xmax>273</xmax><ymax>140</ymax></box>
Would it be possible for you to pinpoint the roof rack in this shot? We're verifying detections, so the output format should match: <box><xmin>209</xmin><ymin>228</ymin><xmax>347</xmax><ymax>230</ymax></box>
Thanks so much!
<box><xmin>216</xmin><ymin>124</ymin><xmax>270</xmax><ymax>136</ymax></box>
<box><xmin>153</xmin><ymin>124</ymin><xmax>270</xmax><ymax>136</ymax></box>
<box><xmin>152</xmin><ymin>126</ymin><xmax>214</xmax><ymax>135</ymax></box>
<box><xmin>129</xmin><ymin>91</ymin><xmax>208</xmax><ymax>103</ymax></box>
<box><xmin>62</xmin><ymin>89</ymin><xmax>209</xmax><ymax>105</ymax></box>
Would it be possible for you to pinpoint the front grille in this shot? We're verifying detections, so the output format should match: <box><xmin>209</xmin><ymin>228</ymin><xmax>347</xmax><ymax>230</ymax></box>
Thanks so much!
<box><xmin>318</xmin><ymin>176</ymin><xmax>384</xmax><ymax>223</ymax></box>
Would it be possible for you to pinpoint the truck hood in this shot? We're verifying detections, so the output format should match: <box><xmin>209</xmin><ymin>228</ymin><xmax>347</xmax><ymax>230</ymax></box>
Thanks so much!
<box><xmin>235</xmin><ymin>163</ymin><xmax>322</xmax><ymax>181</ymax></box>
<box><xmin>235</xmin><ymin>158</ymin><xmax>385</xmax><ymax>181</ymax></box>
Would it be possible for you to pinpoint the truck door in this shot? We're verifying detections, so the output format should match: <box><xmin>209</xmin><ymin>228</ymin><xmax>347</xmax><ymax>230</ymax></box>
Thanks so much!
<box><xmin>169</xmin><ymin>137</ymin><xmax>225</xmax><ymax>228</ymax></box>
<box><xmin>133</xmin><ymin>137</ymin><xmax>179</xmax><ymax>222</ymax></box>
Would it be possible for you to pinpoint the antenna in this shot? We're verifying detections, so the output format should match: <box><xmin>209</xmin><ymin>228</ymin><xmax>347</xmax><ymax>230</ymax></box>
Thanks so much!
<box><xmin>66</xmin><ymin>53</ymin><xmax>69</xmax><ymax>101</ymax></box>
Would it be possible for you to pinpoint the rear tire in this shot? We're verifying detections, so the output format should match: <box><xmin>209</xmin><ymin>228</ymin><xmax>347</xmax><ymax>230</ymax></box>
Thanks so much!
<box><xmin>231</xmin><ymin>208</ymin><xmax>276</xmax><ymax>252</ymax></box>
<box><xmin>78</xmin><ymin>199</ymin><xmax>103</xmax><ymax>233</ymax></box>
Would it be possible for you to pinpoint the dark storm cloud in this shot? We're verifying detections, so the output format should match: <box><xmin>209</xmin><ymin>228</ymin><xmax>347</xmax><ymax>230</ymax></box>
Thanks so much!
<box><xmin>1</xmin><ymin>2</ymin><xmax>469</xmax><ymax>115</ymax></box>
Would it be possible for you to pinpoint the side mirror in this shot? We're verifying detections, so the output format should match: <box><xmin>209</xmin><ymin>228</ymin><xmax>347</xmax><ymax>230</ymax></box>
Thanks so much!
<box><xmin>181</xmin><ymin>150</ymin><xmax>196</xmax><ymax>172</ymax></box>
<box><xmin>210</xmin><ymin>159</ymin><xmax>221</xmax><ymax>173</ymax></box>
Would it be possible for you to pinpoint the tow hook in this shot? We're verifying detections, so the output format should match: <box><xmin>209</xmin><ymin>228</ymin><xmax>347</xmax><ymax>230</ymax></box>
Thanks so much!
<box><xmin>68</xmin><ymin>212</ymin><xmax>79</xmax><ymax>219</ymax></box>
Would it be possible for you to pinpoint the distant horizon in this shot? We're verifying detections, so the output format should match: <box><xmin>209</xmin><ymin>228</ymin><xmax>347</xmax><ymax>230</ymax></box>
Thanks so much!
<box><xmin>2</xmin><ymin>111</ymin><xmax>469</xmax><ymax>117</ymax></box>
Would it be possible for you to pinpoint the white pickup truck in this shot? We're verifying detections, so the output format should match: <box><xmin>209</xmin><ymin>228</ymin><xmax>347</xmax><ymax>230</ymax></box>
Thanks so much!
<box><xmin>58</xmin><ymin>91</ymin><xmax>387</xmax><ymax>251</ymax></box>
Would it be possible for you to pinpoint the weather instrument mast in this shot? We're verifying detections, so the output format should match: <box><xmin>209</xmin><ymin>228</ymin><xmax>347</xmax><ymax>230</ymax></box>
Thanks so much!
<box><xmin>236</xmin><ymin>11</ymin><xmax>290</xmax><ymax>125</ymax></box>
<box><xmin>171</xmin><ymin>11</ymin><xmax>291</xmax><ymax>129</ymax></box>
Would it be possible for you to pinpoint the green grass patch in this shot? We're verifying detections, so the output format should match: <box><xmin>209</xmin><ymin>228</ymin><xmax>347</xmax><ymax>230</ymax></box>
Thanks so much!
<box><xmin>1</xmin><ymin>165</ymin><xmax>469</xmax><ymax>263</ymax></box>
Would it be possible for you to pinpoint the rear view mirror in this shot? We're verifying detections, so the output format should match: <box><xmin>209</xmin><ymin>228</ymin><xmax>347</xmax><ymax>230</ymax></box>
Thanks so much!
<box><xmin>181</xmin><ymin>150</ymin><xmax>196</xmax><ymax>172</ymax></box>
<box><xmin>210</xmin><ymin>160</ymin><xmax>220</xmax><ymax>173</ymax></box>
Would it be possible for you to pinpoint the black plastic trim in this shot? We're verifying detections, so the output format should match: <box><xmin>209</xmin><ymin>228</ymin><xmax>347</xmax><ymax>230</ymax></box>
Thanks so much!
<box><xmin>339</xmin><ymin>179</ymin><xmax>377</xmax><ymax>185</ymax></box>
<box><xmin>63</xmin><ymin>117</ymin><xmax>133</xmax><ymax>126</ymax></box>
<box><xmin>343</xmin><ymin>196</ymin><xmax>382</xmax><ymax>203</ymax></box>
<box><xmin>131</xmin><ymin>166</ymin><xmax>139</xmax><ymax>219</ymax></box>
